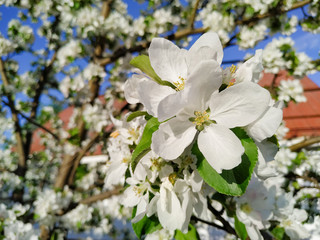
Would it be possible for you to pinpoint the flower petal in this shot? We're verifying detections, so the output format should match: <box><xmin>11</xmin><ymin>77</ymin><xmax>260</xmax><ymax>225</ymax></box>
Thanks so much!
<box><xmin>187</xmin><ymin>32</ymin><xmax>224</xmax><ymax>72</ymax></box>
<box><xmin>210</xmin><ymin>82</ymin><xmax>271</xmax><ymax>128</ymax></box>
<box><xmin>124</xmin><ymin>73</ymin><xmax>147</xmax><ymax>104</ymax></box>
<box><xmin>149</xmin><ymin>38</ymin><xmax>187</xmax><ymax>82</ymax></box>
<box><xmin>138</xmin><ymin>80</ymin><xmax>176</xmax><ymax>117</ymax></box>
<box><xmin>157</xmin><ymin>59</ymin><xmax>222</xmax><ymax>121</ymax></box>
<box><xmin>246</xmin><ymin>106</ymin><xmax>283</xmax><ymax>142</ymax></box>
<box><xmin>198</xmin><ymin>124</ymin><xmax>244</xmax><ymax>173</ymax></box>
<box><xmin>151</xmin><ymin>117</ymin><xmax>197</xmax><ymax>160</ymax></box>
<box><xmin>235</xmin><ymin>50</ymin><xmax>263</xmax><ymax>83</ymax></box>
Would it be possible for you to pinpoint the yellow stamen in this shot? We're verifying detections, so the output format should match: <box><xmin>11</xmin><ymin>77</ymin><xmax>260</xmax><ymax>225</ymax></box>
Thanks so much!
<box><xmin>227</xmin><ymin>81</ymin><xmax>235</xmax><ymax>88</ymax></box>
<box><xmin>230</xmin><ymin>64</ymin><xmax>237</xmax><ymax>74</ymax></box>
<box><xmin>169</xmin><ymin>173</ymin><xmax>178</xmax><ymax>185</ymax></box>
<box><xmin>240</xmin><ymin>203</ymin><xmax>252</xmax><ymax>213</ymax></box>
<box><xmin>173</xmin><ymin>76</ymin><xmax>185</xmax><ymax>91</ymax></box>
<box><xmin>110</xmin><ymin>130</ymin><xmax>120</xmax><ymax>138</ymax></box>
<box><xmin>122</xmin><ymin>157</ymin><xmax>130</xmax><ymax>164</ymax></box>
<box><xmin>193</xmin><ymin>111</ymin><xmax>210</xmax><ymax>126</ymax></box>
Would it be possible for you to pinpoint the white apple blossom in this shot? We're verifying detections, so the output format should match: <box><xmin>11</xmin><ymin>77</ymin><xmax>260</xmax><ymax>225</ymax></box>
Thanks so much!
<box><xmin>278</xmin><ymin>79</ymin><xmax>307</xmax><ymax>103</ymax></box>
<box><xmin>152</xmin><ymin>81</ymin><xmax>271</xmax><ymax>173</ymax></box>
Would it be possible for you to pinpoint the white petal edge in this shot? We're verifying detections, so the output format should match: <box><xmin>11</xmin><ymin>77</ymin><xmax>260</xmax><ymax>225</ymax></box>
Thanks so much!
<box><xmin>210</xmin><ymin>82</ymin><xmax>271</xmax><ymax>128</ymax></box>
<box><xmin>151</xmin><ymin>117</ymin><xmax>197</xmax><ymax>160</ymax></box>
<box><xmin>198</xmin><ymin>124</ymin><xmax>244</xmax><ymax>173</ymax></box>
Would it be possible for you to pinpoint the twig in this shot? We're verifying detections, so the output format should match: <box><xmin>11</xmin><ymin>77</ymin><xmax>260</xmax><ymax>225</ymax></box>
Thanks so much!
<box><xmin>67</xmin><ymin>132</ymin><xmax>102</xmax><ymax>185</ymax></box>
<box><xmin>207</xmin><ymin>198</ymin><xmax>237</xmax><ymax>236</ymax></box>
<box><xmin>290</xmin><ymin>136</ymin><xmax>320</xmax><ymax>152</ymax></box>
<box><xmin>235</xmin><ymin>0</ymin><xmax>311</xmax><ymax>26</ymax></box>
<box><xmin>189</xmin><ymin>0</ymin><xmax>201</xmax><ymax>29</ymax></box>
<box><xmin>0</xmin><ymin>58</ymin><xmax>26</xmax><ymax>177</ymax></box>
<box><xmin>191</xmin><ymin>216</ymin><xmax>225</xmax><ymax>231</ymax></box>
<box><xmin>1</xmin><ymin>100</ymin><xmax>60</xmax><ymax>141</ymax></box>
<box><xmin>80</xmin><ymin>186</ymin><xmax>122</xmax><ymax>205</ymax></box>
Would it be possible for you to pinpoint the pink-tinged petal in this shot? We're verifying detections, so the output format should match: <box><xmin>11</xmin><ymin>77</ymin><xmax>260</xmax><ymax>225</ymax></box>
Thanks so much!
<box><xmin>210</xmin><ymin>82</ymin><xmax>270</xmax><ymax>128</ymax></box>
<box><xmin>138</xmin><ymin>80</ymin><xmax>176</xmax><ymax>117</ymax></box>
<box><xmin>246</xmin><ymin>106</ymin><xmax>283</xmax><ymax>142</ymax></box>
<box><xmin>198</xmin><ymin>124</ymin><xmax>244</xmax><ymax>173</ymax></box>
<box><xmin>151</xmin><ymin>117</ymin><xmax>197</xmax><ymax>160</ymax></box>
<box><xmin>149</xmin><ymin>38</ymin><xmax>187</xmax><ymax>82</ymax></box>
<box><xmin>187</xmin><ymin>32</ymin><xmax>224</xmax><ymax>72</ymax></box>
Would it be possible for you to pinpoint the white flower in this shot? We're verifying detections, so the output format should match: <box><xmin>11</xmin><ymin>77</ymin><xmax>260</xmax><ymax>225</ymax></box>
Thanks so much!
<box><xmin>278</xmin><ymin>79</ymin><xmax>307</xmax><ymax>103</ymax></box>
<box><xmin>152</xmin><ymin>81</ymin><xmax>271</xmax><ymax>173</ymax></box>
<box><xmin>279</xmin><ymin>209</ymin><xmax>310</xmax><ymax>240</ymax></box>
<box><xmin>125</xmin><ymin>32</ymin><xmax>223</xmax><ymax>122</ymax></box>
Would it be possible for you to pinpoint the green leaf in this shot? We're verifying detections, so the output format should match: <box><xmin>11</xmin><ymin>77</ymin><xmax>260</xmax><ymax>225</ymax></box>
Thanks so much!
<box><xmin>130</xmin><ymin>55</ymin><xmax>161</xmax><ymax>82</ymax></box>
<box><xmin>174</xmin><ymin>224</ymin><xmax>200</xmax><ymax>240</ymax></box>
<box><xmin>234</xmin><ymin>216</ymin><xmax>248</xmax><ymax>240</ymax></box>
<box><xmin>195</xmin><ymin>127</ymin><xmax>258</xmax><ymax>196</ymax></box>
<box><xmin>127</xmin><ymin>111</ymin><xmax>150</xmax><ymax>122</ymax></box>
<box><xmin>132</xmin><ymin>208</ymin><xmax>162</xmax><ymax>239</ymax></box>
<box><xmin>271</xmin><ymin>226</ymin><xmax>285</xmax><ymax>240</ymax></box>
<box><xmin>130</xmin><ymin>55</ymin><xmax>176</xmax><ymax>89</ymax></box>
<box><xmin>131</xmin><ymin>117</ymin><xmax>160</xmax><ymax>171</ymax></box>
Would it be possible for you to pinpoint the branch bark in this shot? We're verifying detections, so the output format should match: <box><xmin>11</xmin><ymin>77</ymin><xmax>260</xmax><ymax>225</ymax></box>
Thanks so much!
<box><xmin>290</xmin><ymin>136</ymin><xmax>320</xmax><ymax>152</ymax></box>
<box><xmin>0</xmin><ymin>58</ymin><xmax>27</xmax><ymax>177</ymax></box>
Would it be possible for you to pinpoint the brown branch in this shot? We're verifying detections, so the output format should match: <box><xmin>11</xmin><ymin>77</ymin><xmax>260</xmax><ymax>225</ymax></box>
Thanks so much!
<box><xmin>80</xmin><ymin>186</ymin><xmax>122</xmax><ymax>205</ymax></box>
<box><xmin>207</xmin><ymin>198</ymin><xmax>237</xmax><ymax>236</ymax></box>
<box><xmin>67</xmin><ymin>132</ymin><xmax>102</xmax><ymax>185</ymax></box>
<box><xmin>188</xmin><ymin>0</ymin><xmax>201</xmax><ymax>29</ymax></box>
<box><xmin>24</xmin><ymin>51</ymin><xmax>58</xmax><ymax>157</ymax></box>
<box><xmin>0</xmin><ymin>58</ymin><xmax>26</xmax><ymax>177</ymax></box>
<box><xmin>1</xmin><ymin>100</ymin><xmax>60</xmax><ymax>141</ymax></box>
<box><xmin>191</xmin><ymin>216</ymin><xmax>226</xmax><ymax>231</ymax></box>
<box><xmin>235</xmin><ymin>0</ymin><xmax>311</xmax><ymax>26</ymax></box>
<box><xmin>55</xmin><ymin>1</ymin><xmax>114</xmax><ymax>190</ymax></box>
<box><xmin>290</xmin><ymin>136</ymin><xmax>320</xmax><ymax>152</ymax></box>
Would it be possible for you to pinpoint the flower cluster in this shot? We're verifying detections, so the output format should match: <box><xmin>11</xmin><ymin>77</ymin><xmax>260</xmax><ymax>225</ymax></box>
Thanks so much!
<box><xmin>122</xmin><ymin>32</ymin><xmax>283</xmax><ymax>235</ymax></box>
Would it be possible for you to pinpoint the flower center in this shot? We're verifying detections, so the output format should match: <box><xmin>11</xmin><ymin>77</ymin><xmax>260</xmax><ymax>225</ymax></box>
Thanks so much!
<box><xmin>189</xmin><ymin>110</ymin><xmax>214</xmax><ymax>131</ymax></box>
<box><xmin>150</xmin><ymin>157</ymin><xmax>164</xmax><ymax>171</ymax></box>
<box><xmin>240</xmin><ymin>203</ymin><xmax>252</xmax><ymax>213</ymax></box>
<box><xmin>173</xmin><ymin>76</ymin><xmax>185</xmax><ymax>91</ymax></box>
<box><xmin>169</xmin><ymin>173</ymin><xmax>178</xmax><ymax>185</ymax></box>
<box><xmin>133</xmin><ymin>185</ymin><xmax>146</xmax><ymax>196</ymax></box>
<box><xmin>194</xmin><ymin>111</ymin><xmax>210</xmax><ymax>125</ymax></box>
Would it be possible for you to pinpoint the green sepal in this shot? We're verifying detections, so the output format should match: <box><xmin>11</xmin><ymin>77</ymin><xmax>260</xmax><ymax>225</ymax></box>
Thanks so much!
<box><xmin>195</xmin><ymin>127</ymin><xmax>258</xmax><ymax>196</ymax></box>
<box><xmin>127</xmin><ymin>111</ymin><xmax>151</xmax><ymax>122</ymax></box>
<box><xmin>132</xmin><ymin>207</ymin><xmax>162</xmax><ymax>239</ymax></box>
<box><xmin>131</xmin><ymin>117</ymin><xmax>160</xmax><ymax>171</ymax></box>
<box><xmin>174</xmin><ymin>224</ymin><xmax>200</xmax><ymax>240</ymax></box>
<box><xmin>234</xmin><ymin>216</ymin><xmax>248</xmax><ymax>240</ymax></box>
<box><xmin>130</xmin><ymin>55</ymin><xmax>176</xmax><ymax>89</ymax></box>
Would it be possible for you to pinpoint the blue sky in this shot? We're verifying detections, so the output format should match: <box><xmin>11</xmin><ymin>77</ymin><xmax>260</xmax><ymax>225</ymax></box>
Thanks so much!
<box><xmin>0</xmin><ymin>1</ymin><xmax>319</xmax><ymax>86</ymax></box>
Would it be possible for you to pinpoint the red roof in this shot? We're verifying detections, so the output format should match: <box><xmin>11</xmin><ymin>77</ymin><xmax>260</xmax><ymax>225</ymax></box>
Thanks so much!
<box><xmin>259</xmin><ymin>71</ymin><xmax>320</xmax><ymax>139</ymax></box>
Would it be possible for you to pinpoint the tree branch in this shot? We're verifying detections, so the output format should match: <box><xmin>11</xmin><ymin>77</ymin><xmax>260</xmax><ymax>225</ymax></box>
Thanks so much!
<box><xmin>80</xmin><ymin>186</ymin><xmax>122</xmax><ymax>205</ymax></box>
<box><xmin>290</xmin><ymin>136</ymin><xmax>320</xmax><ymax>152</ymax></box>
<box><xmin>188</xmin><ymin>0</ymin><xmax>201</xmax><ymax>29</ymax></box>
<box><xmin>0</xmin><ymin>58</ymin><xmax>27</xmax><ymax>177</ymax></box>
<box><xmin>1</xmin><ymin>100</ymin><xmax>60</xmax><ymax>141</ymax></box>
<box><xmin>207</xmin><ymin>198</ymin><xmax>237</xmax><ymax>236</ymax></box>
<box><xmin>235</xmin><ymin>0</ymin><xmax>311</xmax><ymax>26</ymax></box>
